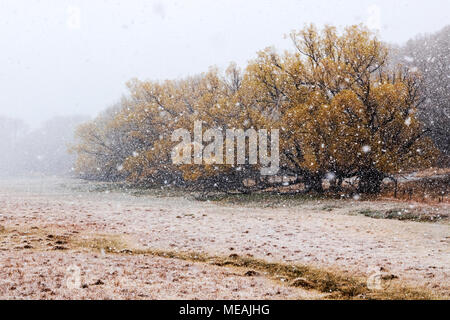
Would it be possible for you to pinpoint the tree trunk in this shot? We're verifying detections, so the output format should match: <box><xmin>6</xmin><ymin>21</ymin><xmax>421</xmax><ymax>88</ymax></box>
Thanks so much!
<box><xmin>329</xmin><ymin>176</ymin><xmax>343</xmax><ymax>193</ymax></box>
<box><xmin>357</xmin><ymin>168</ymin><xmax>384</xmax><ymax>194</ymax></box>
<box><xmin>307</xmin><ymin>173</ymin><xmax>324</xmax><ymax>193</ymax></box>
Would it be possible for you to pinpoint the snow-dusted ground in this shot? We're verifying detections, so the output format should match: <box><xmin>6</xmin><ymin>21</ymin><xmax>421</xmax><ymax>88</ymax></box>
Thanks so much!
<box><xmin>0</xmin><ymin>177</ymin><xmax>448</xmax><ymax>299</ymax></box>
<box><xmin>1</xmin><ymin>250</ymin><xmax>317</xmax><ymax>300</ymax></box>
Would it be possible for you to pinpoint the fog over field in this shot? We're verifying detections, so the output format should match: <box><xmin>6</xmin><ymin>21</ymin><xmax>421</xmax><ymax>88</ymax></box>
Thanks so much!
<box><xmin>1</xmin><ymin>0</ymin><xmax>449</xmax><ymax>122</ymax></box>
<box><xmin>0</xmin><ymin>1</ymin><xmax>448</xmax><ymax>175</ymax></box>
<box><xmin>0</xmin><ymin>0</ymin><xmax>449</xmax><ymax>176</ymax></box>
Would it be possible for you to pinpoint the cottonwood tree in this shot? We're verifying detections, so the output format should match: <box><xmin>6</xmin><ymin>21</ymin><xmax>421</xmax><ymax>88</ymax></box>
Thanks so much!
<box><xmin>243</xmin><ymin>25</ymin><xmax>436</xmax><ymax>193</ymax></box>
<box><xmin>73</xmin><ymin>25</ymin><xmax>437</xmax><ymax>194</ymax></box>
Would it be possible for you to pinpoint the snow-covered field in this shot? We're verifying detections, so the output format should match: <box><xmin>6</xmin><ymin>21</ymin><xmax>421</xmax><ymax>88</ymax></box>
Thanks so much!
<box><xmin>0</xmin><ymin>177</ymin><xmax>448</xmax><ymax>299</ymax></box>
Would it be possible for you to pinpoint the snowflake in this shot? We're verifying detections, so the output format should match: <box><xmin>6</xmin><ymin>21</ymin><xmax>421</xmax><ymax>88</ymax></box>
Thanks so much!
<box><xmin>326</xmin><ymin>172</ymin><xmax>336</xmax><ymax>180</ymax></box>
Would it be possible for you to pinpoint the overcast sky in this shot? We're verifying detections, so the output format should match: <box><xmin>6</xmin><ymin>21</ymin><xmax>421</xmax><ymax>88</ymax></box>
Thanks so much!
<box><xmin>1</xmin><ymin>0</ymin><xmax>449</xmax><ymax>127</ymax></box>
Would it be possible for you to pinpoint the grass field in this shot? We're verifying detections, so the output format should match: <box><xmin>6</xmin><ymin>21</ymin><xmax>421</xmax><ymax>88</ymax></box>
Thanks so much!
<box><xmin>0</xmin><ymin>177</ymin><xmax>448</xmax><ymax>299</ymax></box>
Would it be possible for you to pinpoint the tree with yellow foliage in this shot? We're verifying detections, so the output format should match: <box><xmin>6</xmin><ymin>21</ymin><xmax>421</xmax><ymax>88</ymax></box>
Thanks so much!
<box><xmin>73</xmin><ymin>24</ymin><xmax>437</xmax><ymax>194</ymax></box>
<box><xmin>243</xmin><ymin>24</ymin><xmax>436</xmax><ymax>193</ymax></box>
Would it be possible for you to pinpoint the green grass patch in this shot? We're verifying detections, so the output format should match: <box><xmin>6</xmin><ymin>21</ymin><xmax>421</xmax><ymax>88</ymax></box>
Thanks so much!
<box><xmin>358</xmin><ymin>209</ymin><xmax>448</xmax><ymax>222</ymax></box>
<box><xmin>197</xmin><ymin>192</ymin><xmax>327</xmax><ymax>208</ymax></box>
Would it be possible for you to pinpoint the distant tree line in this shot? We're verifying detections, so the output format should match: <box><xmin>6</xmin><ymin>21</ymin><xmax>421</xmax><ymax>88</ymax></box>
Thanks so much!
<box><xmin>391</xmin><ymin>25</ymin><xmax>449</xmax><ymax>160</ymax></box>
<box><xmin>0</xmin><ymin>115</ymin><xmax>87</xmax><ymax>177</ymax></box>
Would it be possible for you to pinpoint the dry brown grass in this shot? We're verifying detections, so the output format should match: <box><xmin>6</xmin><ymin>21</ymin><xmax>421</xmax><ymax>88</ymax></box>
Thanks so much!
<box><xmin>414</xmin><ymin>167</ymin><xmax>450</xmax><ymax>178</ymax></box>
<box><xmin>380</xmin><ymin>175</ymin><xmax>449</xmax><ymax>204</ymax></box>
<box><xmin>0</xmin><ymin>223</ymin><xmax>443</xmax><ymax>300</ymax></box>
<box><xmin>70</xmin><ymin>232</ymin><xmax>438</xmax><ymax>300</ymax></box>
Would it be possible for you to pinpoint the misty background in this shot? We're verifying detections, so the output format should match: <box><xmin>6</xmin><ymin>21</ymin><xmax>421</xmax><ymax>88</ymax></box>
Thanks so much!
<box><xmin>0</xmin><ymin>0</ymin><xmax>449</xmax><ymax>176</ymax></box>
